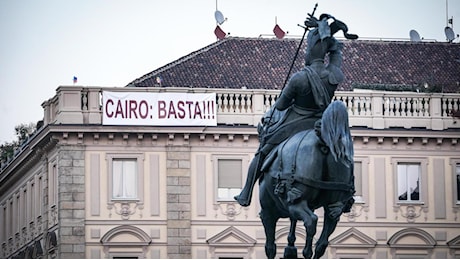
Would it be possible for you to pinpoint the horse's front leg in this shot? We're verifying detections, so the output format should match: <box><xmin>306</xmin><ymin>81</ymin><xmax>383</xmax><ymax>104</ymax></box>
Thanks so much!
<box><xmin>289</xmin><ymin>200</ymin><xmax>317</xmax><ymax>259</ymax></box>
<box><xmin>313</xmin><ymin>207</ymin><xmax>340</xmax><ymax>258</ymax></box>
<box><xmin>283</xmin><ymin>217</ymin><xmax>298</xmax><ymax>259</ymax></box>
<box><xmin>260</xmin><ymin>209</ymin><xmax>278</xmax><ymax>259</ymax></box>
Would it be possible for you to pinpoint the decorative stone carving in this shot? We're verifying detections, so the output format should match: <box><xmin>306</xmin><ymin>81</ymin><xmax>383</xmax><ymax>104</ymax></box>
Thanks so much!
<box><xmin>394</xmin><ymin>205</ymin><xmax>429</xmax><ymax>222</ymax></box>
<box><xmin>107</xmin><ymin>202</ymin><xmax>143</xmax><ymax>220</ymax></box>
<box><xmin>343</xmin><ymin>204</ymin><xmax>369</xmax><ymax>222</ymax></box>
<box><xmin>213</xmin><ymin>202</ymin><xmax>247</xmax><ymax>220</ymax></box>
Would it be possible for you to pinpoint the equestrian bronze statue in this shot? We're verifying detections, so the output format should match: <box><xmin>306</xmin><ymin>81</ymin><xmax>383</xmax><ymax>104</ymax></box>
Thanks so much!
<box><xmin>233</xmin><ymin>9</ymin><xmax>358</xmax><ymax>259</ymax></box>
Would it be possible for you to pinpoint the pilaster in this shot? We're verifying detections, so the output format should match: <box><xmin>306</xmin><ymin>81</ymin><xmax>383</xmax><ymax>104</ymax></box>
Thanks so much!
<box><xmin>166</xmin><ymin>145</ymin><xmax>192</xmax><ymax>258</ymax></box>
<box><xmin>57</xmin><ymin>145</ymin><xmax>86</xmax><ymax>258</ymax></box>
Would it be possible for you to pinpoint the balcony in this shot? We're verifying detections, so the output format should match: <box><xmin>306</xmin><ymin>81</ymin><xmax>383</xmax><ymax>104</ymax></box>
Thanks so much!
<box><xmin>42</xmin><ymin>86</ymin><xmax>460</xmax><ymax>131</ymax></box>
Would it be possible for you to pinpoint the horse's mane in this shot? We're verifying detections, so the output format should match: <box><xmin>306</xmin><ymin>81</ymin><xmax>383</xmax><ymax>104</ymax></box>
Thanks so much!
<box><xmin>320</xmin><ymin>101</ymin><xmax>354</xmax><ymax>167</ymax></box>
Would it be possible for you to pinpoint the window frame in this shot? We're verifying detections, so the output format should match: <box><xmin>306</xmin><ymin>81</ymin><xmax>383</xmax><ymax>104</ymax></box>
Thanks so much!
<box><xmin>48</xmin><ymin>159</ymin><xmax>58</xmax><ymax>208</ymax></box>
<box><xmin>112</xmin><ymin>159</ymin><xmax>138</xmax><ymax>200</ymax></box>
<box><xmin>352</xmin><ymin>157</ymin><xmax>369</xmax><ymax>205</ymax></box>
<box><xmin>212</xmin><ymin>154</ymin><xmax>249</xmax><ymax>203</ymax></box>
<box><xmin>106</xmin><ymin>153</ymin><xmax>144</xmax><ymax>204</ymax></box>
<box><xmin>392</xmin><ymin>157</ymin><xmax>428</xmax><ymax>206</ymax></box>
<box><xmin>450</xmin><ymin>158</ymin><xmax>460</xmax><ymax>206</ymax></box>
<box><xmin>396</xmin><ymin>163</ymin><xmax>422</xmax><ymax>203</ymax></box>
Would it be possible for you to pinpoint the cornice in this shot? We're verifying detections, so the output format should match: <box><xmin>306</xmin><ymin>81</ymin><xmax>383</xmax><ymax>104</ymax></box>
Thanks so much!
<box><xmin>1</xmin><ymin>123</ymin><xmax>458</xmax><ymax>186</ymax></box>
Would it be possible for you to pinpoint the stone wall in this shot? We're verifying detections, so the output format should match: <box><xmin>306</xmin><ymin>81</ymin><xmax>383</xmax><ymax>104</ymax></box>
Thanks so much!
<box><xmin>57</xmin><ymin>145</ymin><xmax>86</xmax><ymax>258</ymax></box>
<box><xmin>166</xmin><ymin>146</ymin><xmax>191</xmax><ymax>258</ymax></box>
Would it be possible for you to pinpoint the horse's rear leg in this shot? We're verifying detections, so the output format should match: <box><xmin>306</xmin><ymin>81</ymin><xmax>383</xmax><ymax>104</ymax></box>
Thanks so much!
<box><xmin>313</xmin><ymin>208</ymin><xmax>340</xmax><ymax>259</ymax></box>
<box><xmin>289</xmin><ymin>200</ymin><xmax>318</xmax><ymax>259</ymax></box>
<box><xmin>261</xmin><ymin>209</ymin><xmax>278</xmax><ymax>259</ymax></box>
<box><xmin>283</xmin><ymin>218</ymin><xmax>298</xmax><ymax>259</ymax></box>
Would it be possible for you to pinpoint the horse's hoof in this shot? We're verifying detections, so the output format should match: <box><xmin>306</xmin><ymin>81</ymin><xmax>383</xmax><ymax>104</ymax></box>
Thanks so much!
<box><xmin>302</xmin><ymin>248</ymin><xmax>313</xmax><ymax>259</ymax></box>
<box><xmin>234</xmin><ymin>195</ymin><xmax>250</xmax><ymax>207</ymax></box>
<box><xmin>265</xmin><ymin>244</ymin><xmax>277</xmax><ymax>259</ymax></box>
<box><xmin>283</xmin><ymin>246</ymin><xmax>298</xmax><ymax>259</ymax></box>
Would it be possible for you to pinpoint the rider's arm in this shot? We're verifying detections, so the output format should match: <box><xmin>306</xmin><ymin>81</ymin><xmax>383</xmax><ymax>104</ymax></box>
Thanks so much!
<box><xmin>274</xmin><ymin>72</ymin><xmax>302</xmax><ymax>110</ymax></box>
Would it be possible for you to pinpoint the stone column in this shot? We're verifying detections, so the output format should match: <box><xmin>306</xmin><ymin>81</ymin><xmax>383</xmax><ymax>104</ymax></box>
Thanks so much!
<box><xmin>166</xmin><ymin>146</ymin><xmax>191</xmax><ymax>259</ymax></box>
<box><xmin>57</xmin><ymin>145</ymin><xmax>86</xmax><ymax>258</ymax></box>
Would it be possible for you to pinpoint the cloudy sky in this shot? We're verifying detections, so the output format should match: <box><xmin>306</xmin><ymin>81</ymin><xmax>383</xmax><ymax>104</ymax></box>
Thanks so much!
<box><xmin>1</xmin><ymin>0</ymin><xmax>459</xmax><ymax>143</ymax></box>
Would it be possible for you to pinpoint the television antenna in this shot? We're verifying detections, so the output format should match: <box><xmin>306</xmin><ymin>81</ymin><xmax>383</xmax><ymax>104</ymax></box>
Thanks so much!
<box><xmin>409</xmin><ymin>29</ymin><xmax>421</xmax><ymax>42</ymax></box>
<box><xmin>213</xmin><ymin>0</ymin><xmax>227</xmax><ymax>39</ymax></box>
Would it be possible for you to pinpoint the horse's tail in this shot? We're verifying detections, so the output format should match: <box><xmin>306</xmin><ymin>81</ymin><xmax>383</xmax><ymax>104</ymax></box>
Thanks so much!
<box><xmin>320</xmin><ymin>100</ymin><xmax>354</xmax><ymax>167</ymax></box>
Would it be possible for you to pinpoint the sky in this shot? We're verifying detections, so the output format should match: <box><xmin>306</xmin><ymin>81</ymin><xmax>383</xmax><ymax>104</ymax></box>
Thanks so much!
<box><xmin>1</xmin><ymin>0</ymin><xmax>459</xmax><ymax>143</ymax></box>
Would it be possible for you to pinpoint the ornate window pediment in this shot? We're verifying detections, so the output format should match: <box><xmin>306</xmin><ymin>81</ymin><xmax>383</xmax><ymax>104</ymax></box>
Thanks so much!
<box><xmin>207</xmin><ymin>226</ymin><xmax>256</xmax><ymax>247</ymax></box>
<box><xmin>447</xmin><ymin>235</ymin><xmax>460</xmax><ymax>258</ymax></box>
<box><xmin>101</xmin><ymin>225</ymin><xmax>151</xmax><ymax>246</ymax></box>
<box><xmin>388</xmin><ymin>228</ymin><xmax>436</xmax><ymax>249</ymax></box>
<box><xmin>387</xmin><ymin>228</ymin><xmax>436</xmax><ymax>258</ymax></box>
<box><xmin>206</xmin><ymin>226</ymin><xmax>256</xmax><ymax>259</ymax></box>
<box><xmin>328</xmin><ymin>228</ymin><xmax>377</xmax><ymax>258</ymax></box>
<box><xmin>447</xmin><ymin>235</ymin><xmax>460</xmax><ymax>249</ymax></box>
<box><xmin>329</xmin><ymin>227</ymin><xmax>377</xmax><ymax>248</ymax></box>
<box><xmin>100</xmin><ymin>225</ymin><xmax>151</xmax><ymax>259</ymax></box>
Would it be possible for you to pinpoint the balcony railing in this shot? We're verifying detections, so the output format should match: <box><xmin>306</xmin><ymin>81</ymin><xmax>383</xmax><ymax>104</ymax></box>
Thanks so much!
<box><xmin>42</xmin><ymin>86</ymin><xmax>460</xmax><ymax>130</ymax></box>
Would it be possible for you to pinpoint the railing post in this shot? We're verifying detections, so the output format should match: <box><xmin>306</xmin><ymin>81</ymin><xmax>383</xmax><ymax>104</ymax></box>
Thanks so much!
<box><xmin>252</xmin><ymin>92</ymin><xmax>265</xmax><ymax>126</ymax></box>
<box><xmin>87</xmin><ymin>88</ymin><xmax>102</xmax><ymax>124</ymax></box>
<box><xmin>430</xmin><ymin>94</ymin><xmax>444</xmax><ymax>130</ymax></box>
<box><xmin>371</xmin><ymin>92</ymin><xmax>385</xmax><ymax>129</ymax></box>
<box><xmin>55</xmin><ymin>86</ymin><xmax>84</xmax><ymax>124</ymax></box>
<box><xmin>41</xmin><ymin>101</ymin><xmax>51</xmax><ymax>126</ymax></box>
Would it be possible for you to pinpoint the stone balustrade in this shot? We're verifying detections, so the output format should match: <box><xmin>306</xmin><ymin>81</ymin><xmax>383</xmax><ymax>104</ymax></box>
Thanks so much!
<box><xmin>42</xmin><ymin>86</ymin><xmax>460</xmax><ymax>130</ymax></box>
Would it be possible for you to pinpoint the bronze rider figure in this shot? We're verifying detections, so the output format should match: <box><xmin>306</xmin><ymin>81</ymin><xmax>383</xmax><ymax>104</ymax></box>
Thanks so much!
<box><xmin>234</xmin><ymin>13</ymin><xmax>358</xmax><ymax>207</ymax></box>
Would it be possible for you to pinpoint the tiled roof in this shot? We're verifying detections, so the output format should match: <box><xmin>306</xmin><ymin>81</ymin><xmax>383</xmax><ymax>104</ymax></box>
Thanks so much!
<box><xmin>128</xmin><ymin>37</ymin><xmax>460</xmax><ymax>93</ymax></box>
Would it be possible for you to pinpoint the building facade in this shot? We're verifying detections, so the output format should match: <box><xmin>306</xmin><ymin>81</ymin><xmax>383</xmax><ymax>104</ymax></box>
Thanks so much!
<box><xmin>1</xmin><ymin>85</ymin><xmax>460</xmax><ymax>258</ymax></box>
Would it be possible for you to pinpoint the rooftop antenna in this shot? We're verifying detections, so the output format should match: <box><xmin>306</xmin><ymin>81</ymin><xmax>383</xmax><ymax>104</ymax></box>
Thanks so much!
<box><xmin>213</xmin><ymin>0</ymin><xmax>227</xmax><ymax>39</ymax></box>
<box><xmin>444</xmin><ymin>0</ymin><xmax>457</xmax><ymax>43</ymax></box>
<box><xmin>446</xmin><ymin>0</ymin><xmax>449</xmax><ymax>27</ymax></box>
<box><xmin>214</xmin><ymin>0</ymin><xmax>227</xmax><ymax>25</ymax></box>
<box><xmin>409</xmin><ymin>29</ymin><xmax>421</xmax><ymax>42</ymax></box>
<box><xmin>445</xmin><ymin>26</ymin><xmax>456</xmax><ymax>42</ymax></box>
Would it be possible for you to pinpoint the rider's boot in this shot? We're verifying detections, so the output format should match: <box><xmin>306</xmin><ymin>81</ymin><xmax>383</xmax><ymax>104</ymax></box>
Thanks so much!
<box><xmin>234</xmin><ymin>154</ymin><xmax>261</xmax><ymax>206</ymax></box>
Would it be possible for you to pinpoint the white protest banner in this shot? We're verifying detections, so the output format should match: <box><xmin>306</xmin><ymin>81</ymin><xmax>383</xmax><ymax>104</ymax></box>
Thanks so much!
<box><xmin>102</xmin><ymin>91</ymin><xmax>217</xmax><ymax>126</ymax></box>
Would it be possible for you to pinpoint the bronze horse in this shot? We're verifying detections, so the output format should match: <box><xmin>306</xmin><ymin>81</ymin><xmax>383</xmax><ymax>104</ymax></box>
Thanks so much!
<box><xmin>259</xmin><ymin>100</ymin><xmax>355</xmax><ymax>258</ymax></box>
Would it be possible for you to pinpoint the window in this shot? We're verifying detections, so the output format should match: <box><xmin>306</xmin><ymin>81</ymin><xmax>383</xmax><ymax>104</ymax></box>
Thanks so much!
<box><xmin>352</xmin><ymin>158</ymin><xmax>369</xmax><ymax>204</ymax></box>
<box><xmin>456</xmin><ymin>163</ymin><xmax>460</xmax><ymax>204</ymax></box>
<box><xmin>15</xmin><ymin>194</ymin><xmax>20</xmax><ymax>234</ymax></box>
<box><xmin>9</xmin><ymin>201</ymin><xmax>13</xmax><ymax>238</ymax></box>
<box><xmin>112</xmin><ymin>159</ymin><xmax>138</xmax><ymax>200</ymax></box>
<box><xmin>37</xmin><ymin>175</ymin><xmax>43</xmax><ymax>217</ymax></box>
<box><xmin>30</xmin><ymin>182</ymin><xmax>35</xmax><ymax>223</ymax></box>
<box><xmin>217</xmin><ymin>158</ymin><xmax>242</xmax><ymax>201</ymax></box>
<box><xmin>107</xmin><ymin>153</ymin><xmax>144</xmax><ymax>204</ymax></box>
<box><xmin>22</xmin><ymin>188</ymin><xmax>27</xmax><ymax>229</ymax></box>
<box><xmin>397</xmin><ymin>163</ymin><xmax>421</xmax><ymax>202</ymax></box>
<box><xmin>1</xmin><ymin>205</ymin><xmax>6</xmax><ymax>244</ymax></box>
<box><xmin>354</xmin><ymin>161</ymin><xmax>363</xmax><ymax>202</ymax></box>
<box><xmin>48</xmin><ymin>163</ymin><xmax>58</xmax><ymax>207</ymax></box>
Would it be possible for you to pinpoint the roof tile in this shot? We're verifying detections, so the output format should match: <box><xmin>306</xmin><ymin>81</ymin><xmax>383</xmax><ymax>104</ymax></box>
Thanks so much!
<box><xmin>128</xmin><ymin>37</ymin><xmax>460</xmax><ymax>93</ymax></box>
